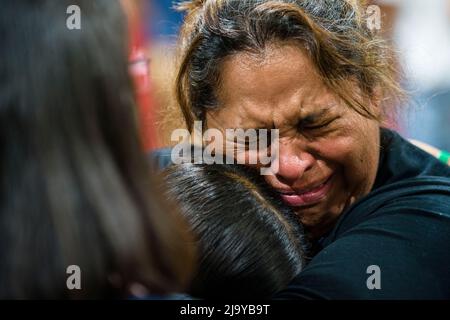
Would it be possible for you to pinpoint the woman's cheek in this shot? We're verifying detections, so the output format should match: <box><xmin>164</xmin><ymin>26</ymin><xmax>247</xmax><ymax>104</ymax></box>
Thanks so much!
<box><xmin>313</xmin><ymin>134</ymin><xmax>370</xmax><ymax>193</ymax></box>
<box><xmin>311</xmin><ymin>134</ymin><xmax>356</xmax><ymax>165</ymax></box>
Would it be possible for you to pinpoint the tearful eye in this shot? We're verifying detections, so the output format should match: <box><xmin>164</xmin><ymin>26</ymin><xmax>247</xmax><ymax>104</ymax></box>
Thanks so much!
<box><xmin>298</xmin><ymin>117</ymin><xmax>337</xmax><ymax>132</ymax></box>
<box><xmin>304</xmin><ymin>122</ymin><xmax>328</xmax><ymax>130</ymax></box>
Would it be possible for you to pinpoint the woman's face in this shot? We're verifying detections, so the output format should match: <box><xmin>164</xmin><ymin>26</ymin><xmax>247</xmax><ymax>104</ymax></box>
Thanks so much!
<box><xmin>206</xmin><ymin>44</ymin><xmax>380</xmax><ymax>238</ymax></box>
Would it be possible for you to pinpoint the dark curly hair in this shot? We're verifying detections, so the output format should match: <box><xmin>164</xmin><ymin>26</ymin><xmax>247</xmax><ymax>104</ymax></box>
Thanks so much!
<box><xmin>175</xmin><ymin>0</ymin><xmax>404</xmax><ymax>131</ymax></box>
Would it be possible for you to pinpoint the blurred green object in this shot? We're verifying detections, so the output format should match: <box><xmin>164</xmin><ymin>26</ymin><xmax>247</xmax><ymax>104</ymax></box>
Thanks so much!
<box><xmin>438</xmin><ymin>150</ymin><xmax>450</xmax><ymax>165</ymax></box>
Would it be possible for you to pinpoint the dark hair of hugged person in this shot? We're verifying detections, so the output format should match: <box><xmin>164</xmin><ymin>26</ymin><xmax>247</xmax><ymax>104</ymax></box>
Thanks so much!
<box><xmin>0</xmin><ymin>0</ymin><xmax>195</xmax><ymax>299</ymax></box>
<box><xmin>163</xmin><ymin>163</ymin><xmax>308</xmax><ymax>299</ymax></box>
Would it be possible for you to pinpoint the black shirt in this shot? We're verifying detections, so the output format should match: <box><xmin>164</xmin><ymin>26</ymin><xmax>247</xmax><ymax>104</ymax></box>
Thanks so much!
<box><xmin>276</xmin><ymin>128</ymin><xmax>450</xmax><ymax>299</ymax></box>
<box><xmin>150</xmin><ymin>129</ymin><xmax>450</xmax><ymax>299</ymax></box>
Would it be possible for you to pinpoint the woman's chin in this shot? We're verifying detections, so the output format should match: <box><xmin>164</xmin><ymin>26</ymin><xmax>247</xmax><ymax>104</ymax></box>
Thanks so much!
<box><xmin>292</xmin><ymin>195</ymin><xmax>347</xmax><ymax>239</ymax></box>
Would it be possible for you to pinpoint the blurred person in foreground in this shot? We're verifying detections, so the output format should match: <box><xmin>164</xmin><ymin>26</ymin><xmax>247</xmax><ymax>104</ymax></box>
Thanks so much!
<box><xmin>0</xmin><ymin>0</ymin><xmax>194</xmax><ymax>299</ymax></box>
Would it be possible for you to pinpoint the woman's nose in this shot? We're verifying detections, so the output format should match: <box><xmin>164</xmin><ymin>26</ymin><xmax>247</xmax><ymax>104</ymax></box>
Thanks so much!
<box><xmin>276</xmin><ymin>144</ymin><xmax>315</xmax><ymax>184</ymax></box>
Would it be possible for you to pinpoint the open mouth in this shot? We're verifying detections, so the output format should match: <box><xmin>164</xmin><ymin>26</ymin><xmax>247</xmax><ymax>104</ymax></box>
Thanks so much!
<box><xmin>278</xmin><ymin>175</ymin><xmax>333</xmax><ymax>207</ymax></box>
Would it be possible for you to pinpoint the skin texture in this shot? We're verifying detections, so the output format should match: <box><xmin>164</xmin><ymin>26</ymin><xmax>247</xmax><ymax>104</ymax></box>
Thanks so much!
<box><xmin>206</xmin><ymin>43</ymin><xmax>381</xmax><ymax>239</ymax></box>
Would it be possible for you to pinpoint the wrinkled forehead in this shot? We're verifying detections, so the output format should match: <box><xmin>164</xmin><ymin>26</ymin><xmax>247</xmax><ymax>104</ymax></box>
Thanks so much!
<box><xmin>209</xmin><ymin>44</ymin><xmax>343</xmax><ymax>129</ymax></box>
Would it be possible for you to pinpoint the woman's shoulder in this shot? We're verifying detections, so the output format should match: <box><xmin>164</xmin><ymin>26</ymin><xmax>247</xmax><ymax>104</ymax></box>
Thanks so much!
<box><xmin>327</xmin><ymin>129</ymin><xmax>450</xmax><ymax>242</ymax></box>
<box><xmin>279</xmin><ymin>176</ymin><xmax>450</xmax><ymax>299</ymax></box>
<box><xmin>328</xmin><ymin>128</ymin><xmax>450</xmax><ymax>243</ymax></box>
<box><xmin>278</xmin><ymin>196</ymin><xmax>450</xmax><ymax>299</ymax></box>
<box><xmin>326</xmin><ymin>174</ymin><xmax>450</xmax><ymax>244</ymax></box>
<box><xmin>373</xmin><ymin>128</ymin><xmax>450</xmax><ymax>189</ymax></box>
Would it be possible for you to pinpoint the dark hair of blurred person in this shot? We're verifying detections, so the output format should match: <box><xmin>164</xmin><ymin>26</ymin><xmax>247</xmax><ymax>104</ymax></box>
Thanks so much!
<box><xmin>0</xmin><ymin>0</ymin><xmax>194</xmax><ymax>299</ymax></box>
<box><xmin>163</xmin><ymin>163</ymin><xmax>308</xmax><ymax>299</ymax></box>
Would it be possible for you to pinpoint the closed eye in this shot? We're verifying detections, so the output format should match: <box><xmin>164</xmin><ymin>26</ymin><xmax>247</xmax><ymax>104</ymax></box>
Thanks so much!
<box><xmin>298</xmin><ymin>116</ymin><xmax>338</xmax><ymax>131</ymax></box>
